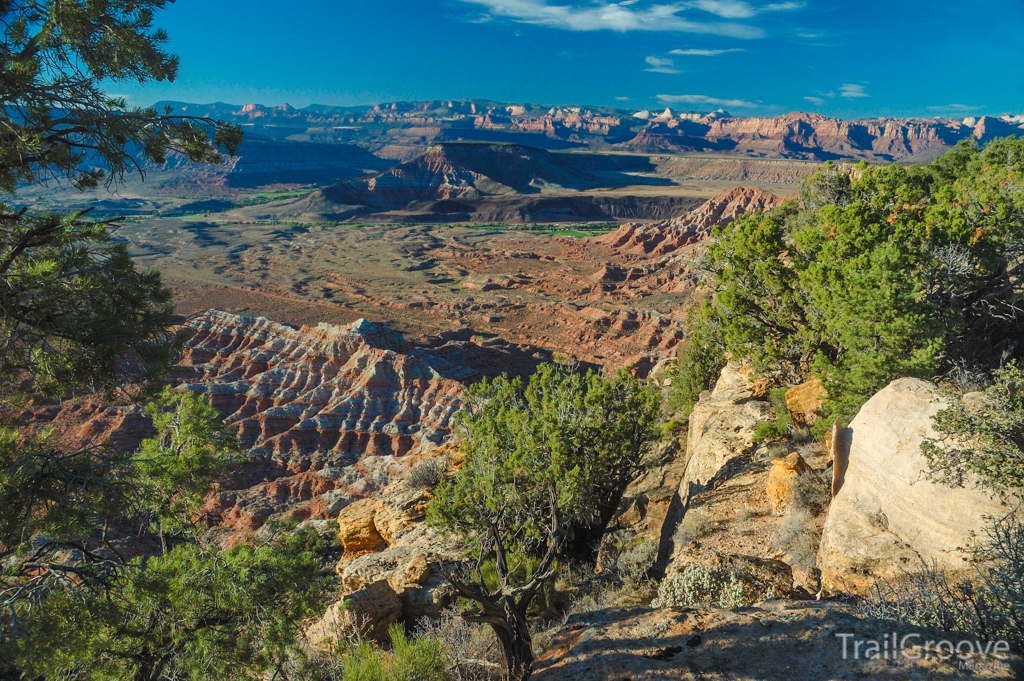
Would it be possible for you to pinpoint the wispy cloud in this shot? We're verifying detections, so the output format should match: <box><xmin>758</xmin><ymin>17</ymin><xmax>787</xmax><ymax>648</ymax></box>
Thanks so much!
<box><xmin>658</xmin><ymin>93</ymin><xmax>757</xmax><ymax>108</ymax></box>
<box><xmin>683</xmin><ymin>0</ymin><xmax>804</xmax><ymax>18</ymax></box>
<box><xmin>669</xmin><ymin>47</ymin><xmax>743</xmax><ymax>56</ymax></box>
<box><xmin>803</xmin><ymin>95</ymin><xmax>825</xmax><ymax>105</ymax></box>
<box><xmin>646</xmin><ymin>55</ymin><xmax>681</xmax><ymax>73</ymax></box>
<box><xmin>615</xmin><ymin>96</ymin><xmax>631</xmax><ymax>101</ymax></box>
<box><xmin>926</xmin><ymin>103</ymin><xmax>980</xmax><ymax>114</ymax></box>
<box><xmin>460</xmin><ymin>0</ymin><xmax>768</xmax><ymax>37</ymax></box>
<box><xmin>840</xmin><ymin>83</ymin><xmax>869</xmax><ymax>98</ymax></box>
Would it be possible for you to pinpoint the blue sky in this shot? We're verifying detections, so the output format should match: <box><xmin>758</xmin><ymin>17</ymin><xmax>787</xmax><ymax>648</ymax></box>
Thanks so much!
<box><xmin>111</xmin><ymin>0</ymin><xmax>1024</xmax><ymax>118</ymax></box>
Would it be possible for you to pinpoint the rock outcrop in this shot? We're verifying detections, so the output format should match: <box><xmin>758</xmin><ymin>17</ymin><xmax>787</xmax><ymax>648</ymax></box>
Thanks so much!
<box><xmin>765</xmin><ymin>452</ymin><xmax>812</xmax><ymax>515</ymax></box>
<box><xmin>592</xmin><ymin>187</ymin><xmax>783</xmax><ymax>256</ymax></box>
<box><xmin>306</xmin><ymin>445</ymin><xmax>462</xmax><ymax>639</ymax></box>
<box><xmin>336</xmin><ymin>498</ymin><xmax>389</xmax><ymax>558</ymax></box>
<box><xmin>785</xmin><ymin>377</ymin><xmax>826</xmax><ymax>430</ymax></box>
<box><xmin>818</xmin><ymin>378</ymin><xmax>1009</xmax><ymax>594</ymax></box>
<box><xmin>158</xmin><ymin>100</ymin><xmax>1024</xmax><ymax>167</ymax></box>
<box><xmin>682</xmin><ymin>363</ymin><xmax>774</xmax><ymax>497</ymax></box>
<box><xmin>305</xmin><ymin>580</ymin><xmax>403</xmax><ymax>648</ymax></box>
<box><xmin>626</xmin><ymin>111</ymin><xmax>1003</xmax><ymax>162</ymax></box>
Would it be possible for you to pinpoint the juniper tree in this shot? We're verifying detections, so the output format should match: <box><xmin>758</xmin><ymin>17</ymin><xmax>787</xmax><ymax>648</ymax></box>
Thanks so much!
<box><xmin>669</xmin><ymin>139</ymin><xmax>1024</xmax><ymax>428</ymax></box>
<box><xmin>428</xmin><ymin>363</ymin><xmax>660</xmax><ymax>681</ymax></box>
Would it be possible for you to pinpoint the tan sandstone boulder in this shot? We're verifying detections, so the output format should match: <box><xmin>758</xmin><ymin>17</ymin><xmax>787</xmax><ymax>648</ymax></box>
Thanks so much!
<box><xmin>305</xmin><ymin>580</ymin><xmax>403</xmax><ymax>648</ymax></box>
<box><xmin>818</xmin><ymin>378</ymin><xmax>1008</xmax><ymax>595</ymax></box>
<box><xmin>684</xmin><ymin>362</ymin><xmax>774</xmax><ymax>495</ymax></box>
<box><xmin>766</xmin><ymin>452</ymin><xmax>812</xmax><ymax>514</ymax></box>
<box><xmin>336</xmin><ymin>498</ymin><xmax>387</xmax><ymax>560</ymax></box>
<box><xmin>785</xmin><ymin>377</ymin><xmax>826</xmax><ymax>429</ymax></box>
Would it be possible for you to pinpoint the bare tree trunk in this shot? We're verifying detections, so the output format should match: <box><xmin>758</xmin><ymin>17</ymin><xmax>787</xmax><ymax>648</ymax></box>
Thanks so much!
<box><xmin>489</xmin><ymin>600</ymin><xmax>534</xmax><ymax>681</ymax></box>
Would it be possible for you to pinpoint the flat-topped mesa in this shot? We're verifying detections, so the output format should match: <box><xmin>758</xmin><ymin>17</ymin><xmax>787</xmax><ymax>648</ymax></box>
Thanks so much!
<box><xmin>627</xmin><ymin>111</ymin><xmax>992</xmax><ymax>161</ymax></box>
<box><xmin>594</xmin><ymin>186</ymin><xmax>784</xmax><ymax>256</ymax></box>
<box><xmin>181</xmin><ymin>310</ymin><xmax>465</xmax><ymax>465</ymax></box>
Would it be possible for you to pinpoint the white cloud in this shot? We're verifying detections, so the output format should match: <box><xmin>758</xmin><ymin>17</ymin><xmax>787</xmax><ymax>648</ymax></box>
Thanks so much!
<box><xmin>683</xmin><ymin>0</ymin><xmax>804</xmax><ymax>18</ymax></box>
<box><xmin>803</xmin><ymin>95</ymin><xmax>825</xmax><ymax>105</ymax></box>
<box><xmin>657</xmin><ymin>93</ymin><xmax>757</xmax><ymax>108</ymax></box>
<box><xmin>460</xmin><ymin>0</ymin><xmax>766</xmax><ymax>37</ymax></box>
<box><xmin>669</xmin><ymin>47</ymin><xmax>743</xmax><ymax>56</ymax></box>
<box><xmin>646</xmin><ymin>55</ymin><xmax>681</xmax><ymax>73</ymax></box>
<box><xmin>926</xmin><ymin>103</ymin><xmax>980</xmax><ymax>113</ymax></box>
<box><xmin>615</xmin><ymin>96</ymin><xmax>631</xmax><ymax>101</ymax></box>
<box><xmin>840</xmin><ymin>83</ymin><xmax>869</xmax><ymax>98</ymax></box>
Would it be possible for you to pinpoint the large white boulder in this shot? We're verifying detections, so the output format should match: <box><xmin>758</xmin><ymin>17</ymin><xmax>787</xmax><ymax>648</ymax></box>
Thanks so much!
<box><xmin>818</xmin><ymin>378</ymin><xmax>1008</xmax><ymax>594</ymax></box>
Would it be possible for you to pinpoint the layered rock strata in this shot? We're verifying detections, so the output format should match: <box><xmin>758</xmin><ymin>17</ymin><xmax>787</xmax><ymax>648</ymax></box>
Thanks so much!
<box><xmin>592</xmin><ymin>187</ymin><xmax>783</xmax><ymax>257</ymax></box>
<box><xmin>178</xmin><ymin>310</ymin><xmax>521</xmax><ymax>540</ymax></box>
<box><xmin>181</xmin><ymin>310</ymin><xmax>466</xmax><ymax>462</ymax></box>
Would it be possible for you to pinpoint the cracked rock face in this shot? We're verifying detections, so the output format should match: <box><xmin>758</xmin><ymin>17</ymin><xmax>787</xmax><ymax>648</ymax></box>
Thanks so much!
<box><xmin>817</xmin><ymin>378</ymin><xmax>1009</xmax><ymax>595</ymax></box>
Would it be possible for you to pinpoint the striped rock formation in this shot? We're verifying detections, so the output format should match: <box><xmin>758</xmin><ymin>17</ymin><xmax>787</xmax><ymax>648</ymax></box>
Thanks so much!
<box><xmin>592</xmin><ymin>186</ymin><xmax>783</xmax><ymax>257</ymax></box>
<box><xmin>180</xmin><ymin>310</ymin><xmax>542</xmax><ymax>540</ymax></box>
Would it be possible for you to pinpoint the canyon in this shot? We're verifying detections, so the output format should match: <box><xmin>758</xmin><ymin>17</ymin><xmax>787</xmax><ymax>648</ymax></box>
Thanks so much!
<box><xmin>19</xmin><ymin>96</ymin><xmax>1024</xmax><ymax>677</ymax></box>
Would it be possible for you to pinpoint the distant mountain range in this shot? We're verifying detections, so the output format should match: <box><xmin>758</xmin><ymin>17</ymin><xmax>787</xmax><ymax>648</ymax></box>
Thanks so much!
<box><xmin>157</xmin><ymin>99</ymin><xmax>1024</xmax><ymax>163</ymax></box>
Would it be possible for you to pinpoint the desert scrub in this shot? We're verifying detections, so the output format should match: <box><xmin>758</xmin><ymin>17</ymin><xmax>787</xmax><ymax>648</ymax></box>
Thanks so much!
<box><xmin>404</xmin><ymin>455</ymin><xmax>449</xmax><ymax>490</ymax></box>
<box><xmin>675</xmin><ymin>508</ymin><xmax>715</xmax><ymax>544</ymax></box>
<box><xmin>859</xmin><ymin>512</ymin><xmax>1024</xmax><ymax>651</ymax></box>
<box><xmin>615</xmin><ymin>539</ymin><xmax>659</xmax><ymax>591</ymax></box>
<box><xmin>652</xmin><ymin>564</ymin><xmax>760</xmax><ymax>610</ymax></box>
<box><xmin>771</xmin><ymin>509</ymin><xmax>821</xmax><ymax>570</ymax></box>
<box><xmin>418</xmin><ymin>608</ymin><xmax>501</xmax><ymax>681</ymax></box>
<box><xmin>790</xmin><ymin>469</ymin><xmax>831</xmax><ymax>516</ymax></box>
<box><xmin>737</xmin><ymin>504</ymin><xmax>763</xmax><ymax>521</ymax></box>
<box><xmin>753</xmin><ymin>387</ymin><xmax>792</xmax><ymax>443</ymax></box>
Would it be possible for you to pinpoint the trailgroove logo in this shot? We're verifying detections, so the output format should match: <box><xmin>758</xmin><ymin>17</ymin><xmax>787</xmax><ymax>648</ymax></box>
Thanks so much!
<box><xmin>835</xmin><ymin>632</ymin><xmax>1011</xmax><ymax>670</ymax></box>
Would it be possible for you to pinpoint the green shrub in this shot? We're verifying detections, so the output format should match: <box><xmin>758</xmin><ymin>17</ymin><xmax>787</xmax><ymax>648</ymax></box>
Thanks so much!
<box><xmin>665</xmin><ymin>306</ymin><xmax>727</xmax><ymax>419</ymax></box>
<box><xmin>661</xmin><ymin>419</ymin><xmax>686</xmax><ymax>438</ymax></box>
<box><xmin>652</xmin><ymin>564</ymin><xmax>757</xmax><ymax>610</ymax></box>
<box><xmin>753</xmin><ymin>387</ymin><xmax>792</xmax><ymax>443</ymax></box>
<box><xmin>669</xmin><ymin>139</ymin><xmax>1024</xmax><ymax>425</ymax></box>
<box><xmin>427</xmin><ymin>363</ymin><xmax>661</xmax><ymax>679</ymax></box>
<box><xmin>302</xmin><ymin>625</ymin><xmax>451</xmax><ymax>681</ymax></box>
<box><xmin>922</xmin><ymin>361</ymin><xmax>1024</xmax><ymax>499</ymax></box>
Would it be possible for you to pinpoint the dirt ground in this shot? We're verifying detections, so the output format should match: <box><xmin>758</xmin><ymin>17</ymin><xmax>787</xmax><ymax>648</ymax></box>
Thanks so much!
<box><xmin>121</xmin><ymin>219</ymin><xmax>702</xmax><ymax>367</ymax></box>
